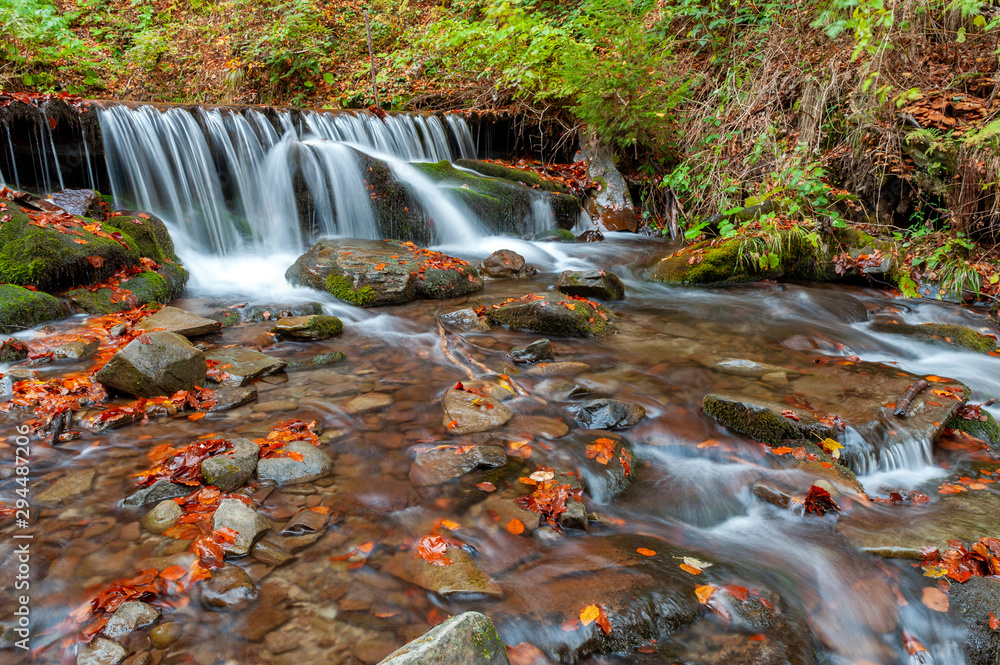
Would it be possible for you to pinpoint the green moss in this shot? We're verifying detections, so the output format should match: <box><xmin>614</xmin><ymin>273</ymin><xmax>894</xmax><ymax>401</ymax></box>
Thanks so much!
<box><xmin>703</xmin><ymin>394</ymin><xmax>805</xmax><ymax>445</ymax></box>
<box><xmin>64</xmin><ymin>268</ymin><xmax>187</xmax><ymax>315</ymax></box>
<box><xmin>0</xmin><ymin>208</ymin><xmax>141</xmax><ymax>292</ymax></box>
<box><xmin>0</xmin><ymin>284</ymin><xmax>72</xmax><ymax>334</ymax></box>
<box><xmin>207</xmin><ymin>309</ymin><xmax>242</xmax><ymax>327</ymax></box>
<box><xmin>454</xmin><ymin>159</ymin><xmax>568</xmax><ymax>193</ymax></box>
<box><xmin>948</xmin><ymin>411</ymin><xmax>1000</xmax><ymax>449</ymax></box>
<box><xmin>325</xmin><ymin>273</ymin><xmax>376</xmax><ymax>307</ymax></box>
<box><xmin>103</xmin><ymin>212</ymin><xmax>180</xmax><ymax>264</ymax></box>
<box><xmin>485</xmin><ymin>295</ymin><xmax>616</xmax><ymax>337</ymax></box>
<box><xmin>918</xmin><ymin>323</ymin><xmax>996</xmax><ymax>354</ymax></box>
<box><xmin>534</xmin><ymin>228</ymin><xmax>576</xmax><ymax>242</ymax></box>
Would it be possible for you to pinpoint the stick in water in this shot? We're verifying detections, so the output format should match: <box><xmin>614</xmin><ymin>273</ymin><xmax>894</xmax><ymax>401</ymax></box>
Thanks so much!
<box><xmin>893</xmin><ymin>379</ymin><xmax>930</xmax><ymax>417</ymax></box>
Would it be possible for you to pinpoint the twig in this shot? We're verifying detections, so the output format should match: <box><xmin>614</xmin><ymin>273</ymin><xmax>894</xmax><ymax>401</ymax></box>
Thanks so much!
<box><xmin>893</xmin><ymin>380</ymin><xmax>930</xmax><ymax>417</ymax></box>
<box><xmin>437</xmin><ymin>323</ymin><xmax>475</xmax><ymax>381</ymax></box>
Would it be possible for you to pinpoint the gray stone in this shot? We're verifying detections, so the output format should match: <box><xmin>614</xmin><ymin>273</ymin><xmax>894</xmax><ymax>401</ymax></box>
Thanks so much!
<box><xmin>53</xmin><ymin>337</ymin><xmax>99</xmax><ymax>360</ymax></box>
<box><xmin>555</xmin><ymin>269</ymin><xmax>625</xmax><ymax>300</ymax></box>
<box><xmin>123</xmin><ymin>480</ymin><xmax>191</xmax><ymax>507</ymax></box>
<box><xmin>212</xmin><ymin>498</ymin><xmax>270</xmax><ymax>556</ymax></box>
<box><xmin>477</xmin><ymin>249</ymin><xmax>536</xmax><ymax>280</ymax></box>
<box><xmin>95</xmin><ymin>331</ymin><xmax>206</xmax><ymax>397</ymax></box>
<box><xmin>509</xmin><ymin>339</ymin><xmax>553</xmax><ymax>364</ymax></box>
<box><xmin>200</xmin><ymin>438</ymin><xmax>260</xmax><ymax>492</ymax></box>
<box><xmin>242</xmin><ymin>302</ymin><xmax>323</xmax><ymax>322</ymax></box>
<box><xmin>77</xmin><ymin>636</ymin><xmax>127</xmax><ymax>665</ymax></box>
<box><xmin>47</xmin><ymin>188</ymin><xmax>103</xmax><ymax>218</ymax></box>
<box><xmin>141</xmin><ymin>499</ymin><xmax>182</xmax><ymax>534</ymax></box>
<box><xmin>442</xmin><ymin>389</ymin><xmax>513</xmax><ymax>435</ymax></box>
<box><xmin>255</xmin><ymin>440</ymin><xmax>333</xmax><ymax>486</ymax></box>
<box><xmin>206</xmin><ymin>347</ymin><xmax>287</xmax><ymax>387</ymax></box>
<box><xmin>525</xmin><ymin>361</ymin><xmax>591</xmax><ymax>376</ymax></box>
<box><xmin>576</xmin><ymin>133</ymin><xmax>639</xmax><ymax>232</ymax></box>
<box><xmin>440</xmin><ymin>309</ymin><xmax>491</xmax><ymax>333</ymax></box>
<box><xmin>950</xmin><ymin>576</ymin><xmax>1000</xmax><ymax>665</ymax></box>
<box><xmin>409</xmin><ymin>444</ymin><xmax>507</xmax><ymax>486</ymax></box>
<box><xmin>206</xmin><ymin>386</ymin><xmax>258</xmax><ymax>411</ymax></box>
<box><xmin>286</xmin><ymin>352</ymin><xmax>346</xmax><ymax>369</ymax></box>
<box><xmin>377</xmin><ymin>612</ymin><xmax>509</xmax><ymax>665</ymax></box>
<box><xmin>575</xmin><ymin>398</ymin><xmax>645</xmax><ymax>430</ymax></box>
<box><xmin>137</xmin><ymin>306</ymin><xmax>222</xmax><ymax>338</ymax></box>
<box><xmin>270</xmin><ymin>314</ymin><xmax>343</xmax><ymax>340</ymax></box>
<box><xmin>713</xmin><ymin>358</ymin><xmax>798</xmax><ymax>378</ymax></box>
<box><xmin>36</xmin><ymin>468</ymin><xmax>95</xmax><ymax>504</ymax></box>
<box><xmin>198</xmin><ymin>563</ymin><xmax>258</xmax><ymax>612</ymax></box>
<box><xmin>103</xmin><ymin>601</ymin><xmax>161</xmax><ymax>641</ymax></box>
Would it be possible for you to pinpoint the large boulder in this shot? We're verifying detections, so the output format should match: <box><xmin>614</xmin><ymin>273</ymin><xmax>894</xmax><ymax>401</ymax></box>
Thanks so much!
<box><xmin>64</xmin><ymin>265</ymin><xmax>188</xmax><ymax>316</ymax></box>
<box><xmin>950</xmin><ymin>577</ymin><xmax>1000</xmax><ymax>665</ymax></box>
<box><xmin>285</xmin><ymin>238</ymin><xmax>482</xmax><ymax>307</ymax></box>
<box><xmin>477</xmin><ymin>249</ymin><xmax>536</xmax><ymax>280</ymax></box>
<box><xmin>702</xmin><ymin>361</ymin><xmax>969</xmax><ymax>474</ymax></box>
<box><xmin>46</xmin><ymin>189</ymin><xmax>104</xmax><ymax>219</ymax></box>
<box><xmin>0</xmin><ymin>284</ymin><xmax>72</xmax><ymax>334</ymax></box>
<box><xmin>481</xmin><ymin>293</ymin><xmax>616</xmax><ymax>338</ymax></box>
<box><xmin>377</xmin><ymin>612</ymin><xmax>509</xmax><ymax>665</ymax></box>
<box><xmin>575</xmin><ymin>134</ymin><xmax>639</xmax><ymax>232</ymax></box>
<box><xmin>95</xmin><ymin>331</ymin><xmax>207</xmax><ymax>397</ymax></box>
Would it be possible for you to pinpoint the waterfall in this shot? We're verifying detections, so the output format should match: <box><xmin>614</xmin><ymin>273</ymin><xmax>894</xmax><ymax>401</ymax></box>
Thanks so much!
<box><xmin>97</xmin><ymin>104</ymin><xmax>481</xmax><ymax>255</ymax></box>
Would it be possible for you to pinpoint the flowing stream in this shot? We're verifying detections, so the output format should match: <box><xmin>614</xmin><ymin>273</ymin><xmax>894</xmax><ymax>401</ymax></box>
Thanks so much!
<box><xmin>2</xmin><ymin>103</ymin><xmax>999</xmax><ymax>665</ymax></box>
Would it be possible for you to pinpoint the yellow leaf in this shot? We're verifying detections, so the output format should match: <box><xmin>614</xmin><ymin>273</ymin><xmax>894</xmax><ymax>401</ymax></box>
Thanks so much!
<box><xmin>580</xmin><ymin>604</ymin><xmax>600</xmax><ymax>626</ymax></box>
<box><xmin>819</xmin><ymin>438</ymin><xmax>843</xmax><ymax>459</ymax></box>
<box><xmin>695</xmin><ymin>585</ymin><xmax>716</xmax><ymax>605</ymax></box>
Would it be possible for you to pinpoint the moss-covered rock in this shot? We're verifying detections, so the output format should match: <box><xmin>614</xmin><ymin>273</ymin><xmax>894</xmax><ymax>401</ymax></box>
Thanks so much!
<box><xmin>270</xmin><ymin>314</ymin><xmax>343</xmax><ymax>340</ymax></box>
<box><xmin>703</xmin><ymin>393</ymin><xmax>830</xmax><ymax>445</ymax></box>
<box><xmin>533</xmin><ymin>228</ymin><xmax>577</xmax><ymax>242</ymax></box>
<box><xmin>0</xmin><ymin>284</ymin><xmax>73</xmax><ymax>334</ymax></box>
<box><xmin>286</xmin><ymin>352</ymin><xmax>346</xmax><ymax>369</ymax></box>
<box><xmin>0</xmin><ymin>206</ymin><xmax>140</xmax><ymax>292</ymax></box>
<box><xmin>948</xmin><ymin>409</ymin><xmax>1000</xmax><ymax>449</ymax></box>
<box><xmin>103</xmin><ymin>211</ymin><xmax>181</xmax><ymax>265</ymax></box>
<box><xmin>64</xmin><ymin>264</ymin><xmax>188</xmax><ymax>315</ymax></box>
<box><xmin>482</xmin><ymin>292</ymin><xmax>616</xmax><ymax>337</ymax></box>
<box><xmin>871</xmin><ymin>320</ymin><xmax>997</xmax><ymax>354</ymax></box>
<box><xmin>286</xmin><ymin>238</ymin><xmax>482</xmax><ymax>307</ymax></box>
<box><xmin>454</xmin><ymin>159</ymin><xmax>569</xmax><ymax>194</ymax></box>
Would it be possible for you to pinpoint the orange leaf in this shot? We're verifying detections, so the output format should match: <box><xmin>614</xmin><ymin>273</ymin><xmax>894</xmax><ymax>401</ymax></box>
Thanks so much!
<box><xmin>187</xmin><ymin>412</ymin><xmax>206</xmax><ymax>421</ymax></box>
<box><xmin>922</xmin><ymin>586</ymin><xmax>949</xmax><ymax>612</ymax></box>
<box><xmin>925</xmin><ymin>375</ymin><xmax>949</xmax><ymax>382</ymax></box>
<box><xmin>73</xmin><ymin>238</ymin><xmax>89</xmax><ymax>244</ymax></box>
<box><xmin>679</xmin><ymin>563</ymin><xmax>702</xmax><ymax>575</ymax></box>
<box><xmin>636</xmin><ymin>547</ymin><xmax>656</xmax><ymax>556</ymax></box>
<box><xmin>309</xmin><ymin>506</ymin><xmax>331</xmax><ymax>514</ymax></box>
<box><xmin>476</xmin><ymin>482</ymin><xmax>496</xmax><ymax>492</ymax></box>
<box><xmin>697</xmin><ymin>439</ymin><xmax>720</xmax><ymax>449</ymax></box>
<box><xmin>507</xmin><ymin>518</ymin><xmax>525</xmax><ymax>535</ymax></box>
<box><xmin>159</xmin><ymin>565</ymin><xmax>188</xmax><ymax>581</ymax></box>
<box><xmin>770</xmin><ymin>447</ymin><xmax>793</xmax><ymax>455</ymax></box>
<box><xmin>446</xmin><ymin>420</ymin><xmax>458</xmax><ymax>429</ymax></box>
<box><xmin>695</xmin><ymin>585</ymin><xmax>716</xmax><ymax>604</ymax></box>
<box><xmin>358</xmin><ymin>542</ymin><xmax>374</xmax><ymax>554</ymax></box>
<box><xmin>991</xmin><ymin>613</ymin><xmax>999</xmax><ymax>630</ymax></box>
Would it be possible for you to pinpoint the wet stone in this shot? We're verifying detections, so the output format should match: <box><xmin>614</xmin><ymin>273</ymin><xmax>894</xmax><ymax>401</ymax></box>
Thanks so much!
<box><xmin>377</xmin><ymin>612</ymin><xmax>508</xmax><ymax>665</ymax></box>
<box><xmin>212</xmin><ymin>498</ymin><xmax>270</xmax><ymax>556</ymax></box>
<box><xmin>242</xmin><ymin>302</ymin><xmax>324</xmax><ymax>322</ymax></box>
<box><xmin>383</xmin><ymin>546</ymin><xmax>503</xmax><ymax>598</ymax></box>
<box><xmin>950</xmin><ymin>576</ymin><xmax>1000</xmax><ymax>665</ymax></box>
<box><xmin>123</xmin><ymin>480</ymin><xmax>191</xmax><ymax>507</ymax></box>
<box><xmin>342</xmin><ymin>392</ymin><xmax>393</xmax><ymax>414</ymax></box>
<box><xmin>0</xmin><ymin>338</ymin><xmax>29</xmax><ymax>363</ymax></box>
<box><xmin>207</xmin><ymin>347</ymin><xmax>287</xmax><ymax>387</ymax></box>
<box><xmin>484</xmin><ymin>293</ymin><xmax>616</xmax><ymax>338</ymax></box>
<box><xmin>442</xmin><ymin>388</ymin><xmax>513</xmax><ymax>435</ymax></box>
<box><xmin>526</xmin><ymin>361</ymin><xmax>591</xmax><ymax>377</ymax></box>
<box><xmin>712</xmin><ymin>358</ymin><xmax>798</xmax><ymax>378</ymax></box>
<box><xmin>508</xmin><ymin>339</ymin><xmax>553</xmax><ymax>364</ymax></box>
<box><xmin>255</xmin><ymin>440</ymin><xmax>333</xmax><ymax>486</ymax></box>
<box><xmin>103</xmin><ymin>601</ymin><xmax>161</xmax><ymax>641</ymax></box>
<box><xmin>206</xmin><ymin>385</ymin><xmax>258</xmax><ymax>411</ymax></box>
<box><xmin>507</xmin><ymin>415</ymin><xmax>569</xmax><ymax>439</ymax></box>
<box><xmin>148</xmin><ymin>622</ymin><xmax>182</xmax><ymax>649</ymax></box>
<box><xmin>440</xmin><ymin>309</ymin><xmax>491</xmax><ymax>333</ymax></box>
<box><xmin>140</xmin><ymin>499</ymin><xmax>182</xmax><ymax>534</ymax></box>
<box><xmin>477</xmin><ymin>249</ymin><xmax>536</xmax><ymax>280</ymax></box>
<box><xmin>198</xmin><ymin>563</ymin><xmax>258</xmax><ymax>611</ymax></box>
<box><xmin>409</xmin><ymin>444</ymin><xmax>508</xmax><ymax>486</ymax></box>
<box><xmin>77</xmin><ymin>636</ymin><xmax>128</xmax><ymax>665</ymax></box>
<box><xmin>137</xmin><ymin>306</ymin><xmax>222</xmax><ymax>338</ymax></box>
<box><xmin>286</xmin><ymin>352</ymin><xmax>346</xmax><ymax>369</ymax></box>
<box><xmin>200</xmin><ymin>438</ymin><xmax>260</xmax><ymax>492</ymax></box>
<box><xmin>120</xmin><ymin>653</ymin><xmax>151</xmax><ymax>665</ymax></box>
<box><xmin>555</xmin><ymin>269</ymin><xmax>626</xmax><ymax>300</ymax></box>
<box><xmin>574</xmin><ymin>398</ymin><xmax>645</xmax><ymax>430</ymax></box>
<box><xmin>53</xmin><ymin>337</ymin><xmax>99</xmax><ymax>359</ymax></box>
<box><xmin>95</xmin><ymin>331</ymin><xmax>206</xmax><ymax>397</ymax></box>
<box><xmin>36</xmin><ymin>468</ymin><xmax>95</xmax><ymax>504</ymax></box>
<box><xmin>270</xmin><ymin>314</ymin><xmax>344</xmax><ymax>340</ymax></box>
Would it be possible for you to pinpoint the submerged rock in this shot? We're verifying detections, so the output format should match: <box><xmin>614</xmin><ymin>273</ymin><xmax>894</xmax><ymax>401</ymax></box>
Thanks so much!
<box><xmin>136</xmin><ymin>306</ymin><xmax>222</xmax><ymax>338</ymax></box>
<box><xmin>383</xmin><ymin>545</ymin><xmax>503</xmax><ymax>598</ymax></box>
<box><xmin>141</xmin><ymin>499</ymin><xmax>182</xmax><ymax>534</ymax></box>
<box><xmin>286</xmin><ymin>352</ymin><xmax>346</xmax><ymax>369</ymax></box>
<box><xmin>703</xmin><ymin>361</ymin><xmax>969</xmax><ymax>474</ymax></box>
<box><xmin>409</xmin><ymin>444</ymin><xmax>508</xmax><ymax>486</ymax></box>
<box><xmin>95</xmin><ymin>331</ymin><xmax>206</xmax><ymax>397</ymax></box>
<box><xmin>205</xmin><ymin>386</ymin><xmax>258</xmax><ymax>411</ymax></box>
<box><xmin>871</xmin><ymin>320</ymin><xmax>997</xmax><ymax>354</ymax></box>
<box><xmin>575</xmin><ymin>398</ymin><xmax>645</xmax><ymax>430</ymax></box>
<box><xmin>555</xmin><ymin>269</ymin><xmax>625</xmax><ymax>300</ymax></box>
<box><xmin>270</xmin><ymin>314</ymin><xmax>343</xmax><ymax>340</ymax></box>
<box><xmin>482</xmin><ymin>293</ymin><xmax>616</xmax><ymax>338</ymax></box>
<box><xmin>442</xmin><ymin>388</ymin><xmax>513</xmax><ymax>434</ymax></box>
<box><xmin>440</xmin><ymin>308</ymin><xmax>492</xmax><ymax>333</ymax></box>
<box><xmin>285</xmin><ymin>238</ymin><xmax>482</xmax><ymax>307</ymax></box>
<box><xmin>477</xmin><ymin>249</ymin><xmax>536</xmax><ymax>280</ymax></box>
<box><xmin>206</xmin><ymin>347</ymin><xmax>286</xmax><ymax>387</ymax></box>
<box><xmin>197</xmin><ymin>563</ymin><xmax>258</xmax><ymax>612</ymax></box>
<box><xmin>0</xmin><ymin>284</ymin><xmax>72</xmax><ymax>334</ymax></box>
<box><xmin>103</xmin><ymin>601</ymin><xmax>160</xmax><ymax>641</ymax></box>
<box><xmin>377</xmin><ymin>611</ymin><xmax>509</xmax><ymax>665</ymax></box>
<box><xmin>53</xmin><ymin>337</ymin><xmax>99</xmax><ymax>359</ymax></box>
<box><xmin>77</xmin><ymin>636</ymin><xmax>127</xmax><ymax>665</ymax></box>
<box><xmin>36</xmin><ymin>468</ymin><xmax>95</xmax><ymax>504</ymax></box>
<box><xmin>509</xmin><ymin>339</ymin><xmax>554</xmax><ymax>364</ymax></box>
<box><xmin>533</xmin><ymin>228</ymin><xmax>576</xmax><ymax>243</ymax></box>
<box><xmin>123</xmin><ymin>480</ymin><xmax>191</xmax><ymax>507</ymax></box>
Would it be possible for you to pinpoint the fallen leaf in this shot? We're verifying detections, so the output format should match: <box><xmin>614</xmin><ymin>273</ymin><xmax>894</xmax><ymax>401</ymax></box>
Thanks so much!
<box><xmin>507</xmin><ymin>518</ymin><xmax>525</xmax><ymax>535</ymax></box>
<box><xmin>636</xmin><ymin>547</ymin><xmax>656</xmax><ymax>556</ymax></box>
<box><xmin>922</xmin><ymin>586</ymin><xmax>949</xmax><ymax>612</ymax></box>
<box><xmin>476</xmin><ymin>482</ymin><xmax>496</xmax><ymax>492</ymax></box>
<box><xmin>695</xmin><ymin>585</ymin><xmax>716</xmax><ymax>604</ymax></box>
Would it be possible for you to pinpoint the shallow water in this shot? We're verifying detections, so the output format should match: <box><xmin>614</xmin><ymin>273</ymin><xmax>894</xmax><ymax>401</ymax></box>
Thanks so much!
<box><xmin>2</xmin><ymin>233</ymin><xmax>998</xmax><ymax>665</ymax></box>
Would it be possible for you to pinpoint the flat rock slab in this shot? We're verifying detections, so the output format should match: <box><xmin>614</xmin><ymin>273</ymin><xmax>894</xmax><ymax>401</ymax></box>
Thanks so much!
<box><xmin>555</xmin><ymin>269</ymin><xmax>625</xmax><ymax>300</ymax></box>
<box><xmin>95</xmin><ymin>331</ymin><xmax>206</xmax><ymax>397</ymax></box>
<box><xmin>285</xmin><ymin>239</ymin><xmax>483</xmax><ymax>307</ymax></box>
<box><xmin>383</xmin><ymin>546</ymin><xmax>503</xmax><ymax>598</ymax></box>
<box><xmin>838</xmin><ymin>489</ymin><xmax>1000</xmax><ymax>559</ymax></box>
<box><xmin>506</xmin><ymin>415</ymin><xmax>569</xmax><ymax>439</ymax></box>
<box><xmin>36</xmin><ymin>468</ymin><xmax>95</xmax><ymax>504</ymax></box>
<box><xmin>207</xmin><ymin>347</ymin><xmax>287</xmax><ymax>387</ymax></box>
<box><xmin>270</xmin><ymin>314</ymin><xmax>343</xmax><ymax>340</ymax></box>
<box><xmin>702</xmin><ymin>360</ymin><xmax>969</xmax><ymax>474</ymax></box>
<box><xmin>255</xmin><ymin>440</ymin><xmax>333</xmax><ymax>486</ymax></box>
<box><xmin>137</xmin><ymin>306</ymin><xmax>222</xmax><ymax>338</ymax></box>
<box><xmin>342</xmin><ymin>392</ymin><xmax>393</xmax><ymax>414</ymax></box>
<box><xmin>77</xmin><ymin>636</ymin><xmax>127</xmax><ymax>665</ymax></box>
<box><xmin>103</xmin><ymin>601</ymin><xmax>160</xmax><ymax>640</ymax></box>
<box><xmin>442</xmin><ymin>388</ymin><xmax>513</xmax><ymax>435</ymax></box>
<box><xmin>482</xmin><ymin>293</ymin><xmax>616</xmax><ymax>338</ymax></box>
<box><xmin>123</xmin><ymin>480</ymin><xmax>191</xmax><ymax>507</ymax></box>
<box><xmin>205</xmin><ymin>386</ymin><xmax>258</xmax><ymax>411</ymax></box>
<box><xmin>409</xmin><ymin>444</ymin><xmax>508</xmax><ymax>486</ymax></box>
<box><xmin>440</xmin><ymin>309</ymin><xmax>491</xmax><ymax>333</ymax></box>
<box><xmin>377</xmin><ymin>612</ymin><xmax>508</xmax><ymax>665</ymax></box>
